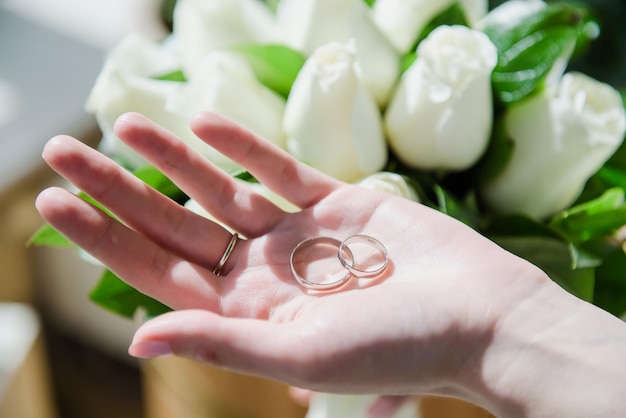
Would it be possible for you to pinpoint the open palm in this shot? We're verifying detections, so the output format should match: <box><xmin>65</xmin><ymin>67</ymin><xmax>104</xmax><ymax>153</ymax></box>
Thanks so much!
<box><xmin>36</xmin><ymin>112</ymin><xmax>544</xmax><ymax>396</ymax></box>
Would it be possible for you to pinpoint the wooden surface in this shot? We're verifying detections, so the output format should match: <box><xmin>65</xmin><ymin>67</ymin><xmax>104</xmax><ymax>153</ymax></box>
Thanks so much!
<box><xmin>143</xmin><ymin>356</ymin><xmax>494</xmax><ymax>418</ymax></box>
<box><xmin>0</xmin><ymin>313</ymin><xmax>57</xmax><ymax>418</ymax></box>
<box><xmin>0</xmin><ymin>167</ymin><xmax>47</xmax><ymax>303</ymax></box>
<box><xmin>143</xmin><ymin>356</ymin><xmax>307</xmax><ymax>418</ymax></box>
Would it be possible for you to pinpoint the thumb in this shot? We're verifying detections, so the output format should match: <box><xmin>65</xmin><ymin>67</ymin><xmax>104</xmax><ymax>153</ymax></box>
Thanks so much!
<box><xmin>129</xmin><ymin>309</ymin><xmax>306</xmax><ymax>382</ymax></box>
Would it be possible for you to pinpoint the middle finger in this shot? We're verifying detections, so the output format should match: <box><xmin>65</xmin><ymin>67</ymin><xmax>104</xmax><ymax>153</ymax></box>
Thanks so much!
<box><xmin>114</xmin><ymin>112</ymin><xmax>288</xmax><ymax>238</ymax></box>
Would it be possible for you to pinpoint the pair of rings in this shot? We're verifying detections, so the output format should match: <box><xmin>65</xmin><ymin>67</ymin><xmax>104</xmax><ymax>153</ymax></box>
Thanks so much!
<box><xmin>290</xmin><ymin>234</ymin><xmax>389</xmax><ymax>291</ymax></box>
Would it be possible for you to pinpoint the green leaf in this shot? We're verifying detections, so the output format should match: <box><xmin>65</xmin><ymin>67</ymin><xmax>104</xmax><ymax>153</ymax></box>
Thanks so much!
<box><xmin>565</xmin><ymin>188</ymin><xmax>625</xmax><ymax>215</ymax></box>
<box><xmin>605</xmin><ymin>134</ymin><xmax>626</xmax><ymax>171</ymax></box>
<box><xmin>90</xmin><ymin>270</ymin><xmax>172</xmax><ymax>318</ymax></box>
<box><xmin>593</xmin><ymin>249</ymin><xmax>626</xmax><ymax>317</ymax></box>
<box><xmin>485</xmin><ymin>215</ymin><xmax>602</xmax><ymax>270</ymax></box>
<box><xmin>75</xmin><ymin>191</ymin><xmax>115</xmax><ymax>218</ymax></box>
<box><xmin>556</xmin><ymin>207</ymin><xmax>626</xmax><ymax>242</ymax></box>
<box><xmin>154</xmin><ymin>70</ymin><xmax>186</xmax><ymax>82</ymax></box>
<box><xmin>263</xmin><ymin>0</ymin><xmax>280</xmax><ymax>12</ymax></box>
<box><xmin>484</xmin><ymin>3</ymin><xmax>587</xmax><ymax>104</ymax></box>
<box><xmin>474</xmin><ymin>116</ymin><xmax>514</xmax><ymax>185</ymax></box>
<box><xmin>28</xmin><ymin>224</ymin><xmax>74</xmax><ymax>247</ymax></box>
<box><xmin>492</xmin><ymin>26</ymin><xmax>579</xmax><ymax>103</ymax></box>
<box><xmin>578</xmin><ymin>166</ymin><xmax>626</xmax><ymax>204</ymax></box>
<box><xmin>578</xmin><ymin>140</ymin><xmax>626</xmax><ymax>202</ymax></box>
<box><xmin>231</xmin><ymin>44</ymin><xmax>306</xmax><ymax>98</ymax></box>
<box><xmin>400</xmin><ymin>52</ymin><xmax>417</xmax><ymax>73</ymax></box>
<box><xmin>596</xmin><ymin>166</ymin><xmax>626</xmax><ymax>190</ymax></box>
<box><xmin>434</xmin><ymin>185</ymin><xmax>480</xmax><ymax>229</ymax></box>
<box><xmin>485</xmin><ymin>214</ymin><xmax>560</xmax><ymax>239</ymax></box>
<box><xmin>490</xmin><ymin>236</ymin><xmax>595</xmax><ymax>302</ymax></box>
<box><xmin>133</xmin><ymin>165</ymin><xmax>187</xmax><ymax>202</ymax></box>
<box><xmin>550</xmin><ymin>188</ymin><xmax>626</xmax><ymax>242</ymax></box>
<box><xmin>568</xmin><ymin>242</ymin><xmax>603</xmax><ymax>270</ymax></box>
<box><xmin>231</xmin><ymin>169</ymin><xmax>258</xmax><ymax>183</ymax></box>
<box><xmin>483</xmin><ymin>3</ymin><xmax>585</xmax><ymax>54</ymax></box>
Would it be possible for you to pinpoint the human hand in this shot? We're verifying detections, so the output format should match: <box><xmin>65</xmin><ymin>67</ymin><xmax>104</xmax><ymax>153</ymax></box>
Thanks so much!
<box><xmin>35</xmin><ymin>112</ymin><xmax>626</xmax><ymax>417</ymax></box>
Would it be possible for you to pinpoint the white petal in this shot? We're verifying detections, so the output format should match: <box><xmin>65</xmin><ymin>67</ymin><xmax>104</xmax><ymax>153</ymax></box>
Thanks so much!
<box><xmin>385</xmin><ymin>26</ymin><xmax>497</xmax><ymax>170</ymax></box>
<box><xmin>482</xmin><ymin>72</ymin><xmax>626</xmax><ymax>219</ymax></box>
<box><xmin>173</xmin><ymin>0</ymin><xmax>277</xmax><ymax>76</ymax></box>
<box><xmin>284</xmin><ymin>42</ymin><xmax>386</xmax><ymax>182</ymax></box>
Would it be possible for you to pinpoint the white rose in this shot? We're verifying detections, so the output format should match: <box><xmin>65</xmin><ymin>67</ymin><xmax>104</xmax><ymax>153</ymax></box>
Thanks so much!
<box><xmin>86</xmin><ymin>33</ymin><xmax>180</xmax><ymax>90</ymax></box>
<box><xmin>481</xmin><ymin>72</ymin><xmax>626</xmax><ymax>219</ymax></box>
<box><xmin>284</xmin><ymin>42</ymin><xmax>387</xmax><ymax>183</ymax></box>
<box><xmin>166</xmin><ymin>51</ymin><xmax>286</xmax><ymax>172</ymax></box>
<box><xmin>385</xmin><ymin>25</ymin><xmax>497</xmax><ymax>171</ymax></box>
<box><xmin>86</xmin><ymin>33</ymin><xmax>191</xmax><ymax>169</ymax></box>
<box><xmin>372</xmin><ymin>0</ymin><xmax>488</xmax><ymax>53</ymax></box>
<box><xmin>358</xmin><ymin>172</ymin><xmax>419</xmax><ymax>202</ymax></box>
<box><xmin>275</xmin><ymin>0</ymin><xmax>400</xmax><ymax>106</ymax></box>
<box><xmin>172</xmin><ymin>0</ymin><xmax>277</xmax><ymax>77</ymax></box>
<box><xmin>305</xmin><ymin>393</ymin><xmax>417</xmax><ymax>418</ymax></box>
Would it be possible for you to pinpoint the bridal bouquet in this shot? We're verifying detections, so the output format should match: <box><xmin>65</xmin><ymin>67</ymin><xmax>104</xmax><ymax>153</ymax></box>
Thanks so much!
<box><xmin>32</xmin><ymin>0</ymin><xmax>626</xmax><ymax>395</ymax></box>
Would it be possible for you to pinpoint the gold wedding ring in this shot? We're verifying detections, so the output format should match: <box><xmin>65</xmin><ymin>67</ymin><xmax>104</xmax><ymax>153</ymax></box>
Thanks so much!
<box><xmin>213</xmin><ymin>233</ymin><xmax>239</xmax><ymax>276</ymax></box>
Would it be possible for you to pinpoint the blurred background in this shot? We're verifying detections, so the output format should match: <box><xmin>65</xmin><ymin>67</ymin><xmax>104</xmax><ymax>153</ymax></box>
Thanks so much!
<box><xmin>0</xmin><ymin>0</ymin><xmax>624</xmax><ymax>417</ymax></box>
<box><xmin>1</xmin><ymin>1</ymin><xmax>167</xmax><ymax>417</ymax></box>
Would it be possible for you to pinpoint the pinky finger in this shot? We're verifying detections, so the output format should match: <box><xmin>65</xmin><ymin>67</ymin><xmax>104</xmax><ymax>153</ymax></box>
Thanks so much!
<box><xmin>35</xmin><ymin>187</ymin><xmax>219</xmax><ymax>310</ymax></box>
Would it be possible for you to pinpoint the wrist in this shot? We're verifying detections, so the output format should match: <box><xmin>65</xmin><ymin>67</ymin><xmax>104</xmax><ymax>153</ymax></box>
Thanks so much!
<box><xmin>460</xmin><ymin>270</ymin><xmax>626</xmax><ymax>417</ymax></box>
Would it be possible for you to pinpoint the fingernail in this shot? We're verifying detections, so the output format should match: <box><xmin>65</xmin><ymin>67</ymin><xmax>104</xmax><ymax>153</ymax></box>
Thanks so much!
<box><xmin>128</xmin><ymin>341</ymin><xmax>172</xmax><ymax>358</ymax></box>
